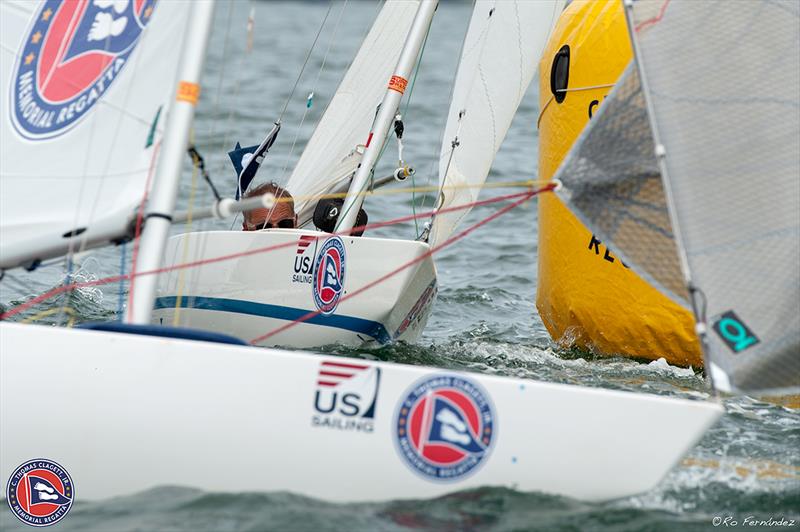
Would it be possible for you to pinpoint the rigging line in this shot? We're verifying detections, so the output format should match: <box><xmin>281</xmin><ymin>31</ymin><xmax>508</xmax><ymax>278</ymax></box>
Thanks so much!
<box><xmin>199</xmin><ymin>178</ymin><xmax>547</xmax><ymax>221</ymax></box>
<box><xmin>57</xmin><ymin>25</ymin><xmax>133</xmax><ymax>326</ymax></box>
<box><xmin>117</xmin><ymin>242</ymin><xmax>127</xmax><ymax>319</ymax></box>
<box><xmin>421</xmin><ymin>0</ymin><xmax>476</xmax><ymax>222</ymax></box>
<box><xmin>125</xmin><ymin>140</ymin><xmax>162</xmax><ymax>321</ymax></box>
<box><xmin>250</xmin><ymin>183</ymin><xmax>554</xmax><ymax>344</ymax></box>
<box><xmin>75</xmin><ymin>18</ymin><xmax>157</xmax><ymax>261</ymax></box>
<box><xmin>56</xmin><ymin>257</ymin><xmax>74</xmax><ymax>328</ymax></box>
<box><xmin>20</xmin><ymin>307</ymin><xmax>77</xmax><ymax>327</ymax></box>
<box><xmin>401</xmin><ymin>10</ymin><xmax>432</xmax><ymax>237</ymax></box>
<box><xmin>276</xmin><ymin>0</ymin><xmax>347</xmax><ymax>192</ymax></box>
<box><xmin>273</xmin><ymin>0</ymin><xmax>379</xmax><ymax>231</ymax></box>
<box><xmin>173</xmin><ymin>140</ymin><xmax>201</xmax><ymax>325</ymax></box>
<box><xmin>220</xmin><ymin>1</ymin><xmax>255</xmax><ymax>231</ymax></box>
<box><xmin>334</xmin><ymin>0</ymin><xmax>431</xmax><ymax>234</ymax></box>
<box><xmin>556</xmin><ymin>83</ymin><xmax>616</xmax><ymax>93</ymax></box>
<box><xmin>277</xmin><ymin>1</ymin><xmax>334</xmax><ymax>122</ymax></box>
<box><xmin>208</xmin><ymin>0</ymin><xmax>237</xmax><ymax>156</ymax></box>
<box><xmin>0</xmin><ymin>189</ymin><xmax>543</xmax><ymax>321</ymax></box>
<box><xmin>198</xmin><ymin>0</ymin><xmax>236</xmax><ymax>233</ymax></box>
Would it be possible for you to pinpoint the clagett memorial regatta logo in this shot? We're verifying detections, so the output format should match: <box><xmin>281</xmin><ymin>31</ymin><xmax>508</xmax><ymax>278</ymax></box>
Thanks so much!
<box><xmin>312</xmin><ymin>237</ymin><xmax>346</xmax><ymax>315</ymax></box>
<box><xmin>394</xmin><ymin>374</ymin><xmax>496</xmax><ymax>482</ymax></box>
<box><xmin>10</xmin><ymin>0</ymin><xmax>157</xmax><ymax>140</ymax></box>
<box><xmin>6</xmin><ymin>459</ymin><xmax>74</xmax><ymax>527</ymax></box>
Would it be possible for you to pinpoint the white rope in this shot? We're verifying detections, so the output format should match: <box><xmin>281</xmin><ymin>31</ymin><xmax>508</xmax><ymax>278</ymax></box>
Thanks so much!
<box><xmin>537</xmin><ymin>83</ymin><xmax>618</xmax><ymax>129</ymax></box>
<box><xmin>556</xmin><ymin>83</ymin><xmax>616</xmax><ymax>93</ymax></box>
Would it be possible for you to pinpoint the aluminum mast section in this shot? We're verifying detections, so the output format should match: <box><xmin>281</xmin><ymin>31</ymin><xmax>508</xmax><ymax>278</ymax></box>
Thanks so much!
<box><xmin>334</xmin><ymin>0</ymin><xmax>438</xmax><ymax>234</ymax></box>
<box><xmin>126</xmin><ymin>0</ymin><xmax>216</xmax><ymax>324</ymax></box>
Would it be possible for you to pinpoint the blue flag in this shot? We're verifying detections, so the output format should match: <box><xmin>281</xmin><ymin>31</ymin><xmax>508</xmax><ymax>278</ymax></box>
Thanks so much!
<box><xmin>27</xmin><ymin>475</ymin><xmax>71</xmax><ymax>506</ymax></box>
<box><xmin>427</xmin><ymin>397</ymin><xmax>486</xmax><ymax>453</ymax></box>
<box><xmin>228</xmin><ymin>122</ymin><xmax>281</xmax><ymax>200</ymax></box>
<box><xmin>227</xmin><ymin>142</ymin><xmax>259</xmax><ymax>200</ymax></box>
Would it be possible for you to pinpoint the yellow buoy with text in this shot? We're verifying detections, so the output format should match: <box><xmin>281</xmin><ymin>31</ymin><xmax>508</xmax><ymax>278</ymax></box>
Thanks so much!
<box><xmin>535</xmin><ymin>0</ymin><xmax>702</xmax><ymax>367</ymax></box>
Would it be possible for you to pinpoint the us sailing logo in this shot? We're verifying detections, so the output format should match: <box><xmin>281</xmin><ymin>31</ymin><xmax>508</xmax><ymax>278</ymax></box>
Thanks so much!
<box><xmin>394</xmin><ymin>374</ymin><xmax>496</xmax><ymax>482</ymax></box>
<box><xmin>312</xmin><ymin>360</ymin><xmax>381</xmax><ymax>433</ymax></box>
<box><xmin>6</xmin><ymin>459</ymin><xmax>74</xmax><ymax>527</ymax></box>
<box><xmin>312</xmin><ymin>237</ymin><xmax>346</xmax><ymax>315</ymax></box>
<box><xmin>10</xmin><ymin>0</ymin><xmax>157</xmax><ymax>140</ymax></box>
<box><xmin>292</xmin><ymin>235</ymin><xmax>317</xmax><ymax>284</ymax></box>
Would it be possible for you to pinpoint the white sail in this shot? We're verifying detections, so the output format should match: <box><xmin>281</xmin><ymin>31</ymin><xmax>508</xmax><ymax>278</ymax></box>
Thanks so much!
<box><xmin>0</xmin><ymin>0</ymin><xmax>193</xmax><ymax>270</ymax></box>
<box><xmin>429</xmin><ymin>0</ymin><xmax>563</xmax><ymax>246</ymax></box>
<box><xmin>285</xmin><ymin>0</ymin><xmax>420</xmax><ymax>220</ymax></box>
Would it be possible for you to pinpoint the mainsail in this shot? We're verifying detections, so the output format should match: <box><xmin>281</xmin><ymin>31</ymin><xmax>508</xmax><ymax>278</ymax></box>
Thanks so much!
<box><xmin>556</xmin><ymin>0</ymin><xmax>800</xmax><ymax>394</ymax></box>
<box><xmin>285</xmin><ymin>1</ymin><xmax>420</xmax><ymax>222</ymax></box>
<box><xmin>429</xmin><ymin>0</ymin><xmax>563</xmax><ymax>246</ymax></box>
<box><xmin>0</xmin><ymin>0</ymin><xmax>193</xmax><ymax>270</ymax></box>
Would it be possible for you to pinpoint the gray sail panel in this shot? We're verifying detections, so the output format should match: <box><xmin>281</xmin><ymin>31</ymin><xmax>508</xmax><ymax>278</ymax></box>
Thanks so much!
<box><xmin>554</xmin><ymin>64</ymin><xmax>688</xmax><ymax>306</ymax></box>
<box><xmin>631</xmin><ymin>0</ymin><xmax>800</xmax><ymax>393</ymax></box>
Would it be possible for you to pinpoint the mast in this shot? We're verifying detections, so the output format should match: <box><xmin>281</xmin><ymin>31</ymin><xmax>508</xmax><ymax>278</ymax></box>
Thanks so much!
<box><xmin>126</xmin><ymin>0</ymin><xmax>216</xmax><ymax>324</ymax></box>
<box><xmin>334</xmin><ymin>0</ymin><xmax>438</xmax><ymax>234</ymax></box>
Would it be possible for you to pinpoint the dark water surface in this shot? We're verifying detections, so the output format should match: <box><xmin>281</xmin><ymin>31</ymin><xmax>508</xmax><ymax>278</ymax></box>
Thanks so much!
<box><xmin>1</xmin><ymin>2</ymin><xmax>798</xmax><ymax>531</ymax></box>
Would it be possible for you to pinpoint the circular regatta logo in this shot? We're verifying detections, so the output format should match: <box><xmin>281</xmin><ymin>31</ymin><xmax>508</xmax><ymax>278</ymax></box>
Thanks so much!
<box><xmin>312</xmin><ymin>236</ymin><xmax>346</xmax><ymax>315</ymax></box>
<box><xmin>6</xmin><ymin>459</ymin><xmax>74</xmax><ymax>527</ymax></box>
<box><xmin>394</xmin><ymin>374</ymin><xmax>496</xmax><ymax>482</ymax></box>
<box><xmin>9</xmin><ymin>0</ymin><xmax>157</xmax><ymax>140</ymax></box>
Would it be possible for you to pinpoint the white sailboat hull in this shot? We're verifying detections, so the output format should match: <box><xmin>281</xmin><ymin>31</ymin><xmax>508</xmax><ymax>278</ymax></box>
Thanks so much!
<box><xmin>151</xmin><ymin>230</ymin><xmax>437</xmax><ymax>347</ymax></box>
<box><xmin>0</xmin><ymin>323</ymin><xmax>722</xmax><ymax>502</ymax></box>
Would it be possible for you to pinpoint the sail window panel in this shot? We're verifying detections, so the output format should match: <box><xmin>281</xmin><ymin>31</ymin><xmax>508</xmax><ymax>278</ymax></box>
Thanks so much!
<box><xmin>631</xmin><ymin>0</ymin><xmax>800</xmax><ymax>393</ymax></box>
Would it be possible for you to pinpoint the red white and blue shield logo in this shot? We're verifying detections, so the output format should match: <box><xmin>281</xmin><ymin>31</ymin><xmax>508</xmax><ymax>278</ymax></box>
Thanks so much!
<box><xmin>394</xmin><ymin>374</ymin><xmax>496</xmax><ymax>482</ymax></box>
<box><xmin>312</xmin><ymin>236</ymin><xmax>346</xmax><ymax>315</ymax></box>
<box><xmin>9</xmin><ymin>0</ymin><xmax>157</xmax><ymax>140</ymax></box>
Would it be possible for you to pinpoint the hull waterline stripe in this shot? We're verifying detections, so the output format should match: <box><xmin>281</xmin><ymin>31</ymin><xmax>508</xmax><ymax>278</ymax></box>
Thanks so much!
<box><xmin>153</xmin><ymin>296</ymin><xmax>391</xmax><ymax>343</ymax></box>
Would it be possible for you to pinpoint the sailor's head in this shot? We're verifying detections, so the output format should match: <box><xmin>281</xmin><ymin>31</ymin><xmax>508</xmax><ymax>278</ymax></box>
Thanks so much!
<box><xmin>242</xmin><ymin>182</ymin><xmax>297</xmax><ymax>231</ymax></box>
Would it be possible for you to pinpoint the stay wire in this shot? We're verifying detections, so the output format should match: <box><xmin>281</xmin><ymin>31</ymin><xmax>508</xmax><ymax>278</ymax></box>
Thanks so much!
<box><xmin>401</xmin><ymin>11</ymin><xmax>432</xmax><ymax>238</ymax></box>
<box><xmin>418</xmin><ymin>0</ymin><xmax>475</xmax><ymax>226</ymax></box>
<box><xmin>276</xmin><ymin>0</ymin><xmax>347</xmax><ymax>186</ymax></box>
<box><xmin>277</xmin><ymin>1</ymin><xmax>334</xmax><ymax>123</ymax></box>
<box><xmin>435</xmin><ymin>0</ymin><xmax>494</xmax><ymax>218</ymax></box>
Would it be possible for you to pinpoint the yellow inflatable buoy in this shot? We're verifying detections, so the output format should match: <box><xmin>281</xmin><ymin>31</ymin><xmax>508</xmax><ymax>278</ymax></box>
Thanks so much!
<box><xmin>535</xmin><ymin>0</ymin><xmax>702</xmax><ymax>367</ymax></box>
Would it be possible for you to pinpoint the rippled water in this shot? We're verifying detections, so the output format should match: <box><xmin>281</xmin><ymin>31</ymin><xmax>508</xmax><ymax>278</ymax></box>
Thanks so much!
<box><xmin>1</xmin><ymin>2</ymin><xmax>798</xmax><ymax>531</ymax></box>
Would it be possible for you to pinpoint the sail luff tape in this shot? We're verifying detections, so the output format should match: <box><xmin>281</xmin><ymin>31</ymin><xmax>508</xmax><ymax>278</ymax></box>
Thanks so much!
<box><xmin>176</xmin><ymin>81</ymin><xmax>201</xmax><ymax>105</ymax></box>
<box><xmin>388</xmin><ymin>75</ymin><xmax>408</xmax><ymax>94</ymax></box>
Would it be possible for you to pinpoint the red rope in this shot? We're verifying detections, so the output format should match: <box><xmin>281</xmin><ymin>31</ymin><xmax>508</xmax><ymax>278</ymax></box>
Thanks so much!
<box><xmin>0</xmin><ymin>187</ymin><xmax>550</xmax><ymax>322</ymax></box>
<box><xmin>635</xmin><ymin>0</ymin><xmax>670</xmax><ymax>33</ymax></box>
<box><xmin>250</xmin><ymin>184</ymin><xmax>553</xmax><ymax>344</ymax></box>
<box><xmin>126</xmin><ymin>140</ymin><xmax>161</xmax><ymax>320</ymax></box>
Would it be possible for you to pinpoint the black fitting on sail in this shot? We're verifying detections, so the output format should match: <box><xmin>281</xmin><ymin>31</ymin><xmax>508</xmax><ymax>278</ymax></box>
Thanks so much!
<box><xmin>393</xmin><ymin>116</ymin><xmax>404</xmax><ymax>140</ymax></box>
<box><xmin>313</xmin><ymin>198</ymin><xmax>368</xmax><ymax>237</ymax></box>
